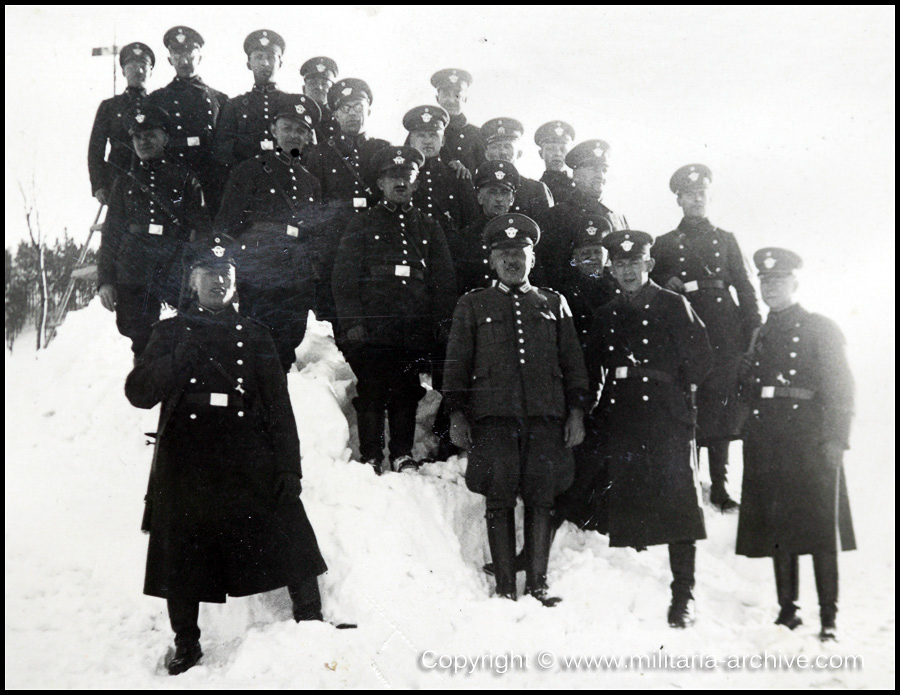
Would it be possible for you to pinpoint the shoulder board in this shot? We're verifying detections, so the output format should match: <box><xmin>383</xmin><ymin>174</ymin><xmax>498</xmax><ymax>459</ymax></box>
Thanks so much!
<box><xmin>463</xmin><ymin>286</ymin><xmax>488</xmax><ymax>296</ymax></box>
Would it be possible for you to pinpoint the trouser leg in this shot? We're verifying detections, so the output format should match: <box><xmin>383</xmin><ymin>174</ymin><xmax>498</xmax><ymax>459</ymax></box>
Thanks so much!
<box><xmin>288</xmin><ymin>576</ymin><xmax>323</xmax><ymax>622</ymax></box>
<box><xmin>387</xmin><ymin>400</ymin><xmax>417</xmax><ymax>461</ymax></box>
<box><xmin>115</xmin><ymin>285</ymin><xmax>161</xmax><ymax>356</ymax></box>
<box><xmin>773</xmin><ymin>552</ymin><xmax>800</xmax><ymax>610</ymax></box>
<box><xmin>813</xmin><ymin>552</ymin><xmax>839</xmax><ymax>628</ymax></box>
<box><xmin>708</xmin><ymin>439</ymin><xmax>737</xmax><ymax>509</ymax></box>
<box><xmin>485</xmin><ymin>508</ymin><xmax>517</xmax><ymax>600</ymax></box>
<box><xmin>669</xmin><ymin>541</ymin><xmax>696</xmax><ymax>602</ymax></box>
<box><xmin>167</xmin><ymin>597</ymin><xmax>200</xmax><ymax>649</ymax></box>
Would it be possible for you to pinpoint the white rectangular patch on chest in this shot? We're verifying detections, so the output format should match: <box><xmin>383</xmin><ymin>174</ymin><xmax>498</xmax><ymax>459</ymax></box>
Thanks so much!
<box><xmin>683</xmin><ymin>280</ymin><xmax>699</xmax><ymax>292</ymax></box>
<box><xmin>353</xmin><ymin>197</ymin><xmax>367</xmax><ymax>208</ymax></box>
<box><xmin>761</xmin><ymin>386</ymin><xmax>775</xmax><ymax>399</ymax></box>
<box><xmin>615</xmin><ymin>367</ymin><xmax>629</xmax><ymax>379</ymax></box>
<box><xmin>286</xmin><ymin>225</ymin><xmax>298</xmax><ymax>237</ymax></box>
<box><xmin>394</xmin><ymin>265</ymin><xmax>411</xmax><ymax>277</ymax></box>
<box><xmin>260</xmin><ymin>139</ymin><xmax>274</xmax><ymax>150</ymax></box>
<box><xmin>148</xmin><ymin>224</ymin><xmax>164</xmax><ymax>235</ymax></box>
<box><xmin>186</xmin><ymin>136</ymin><xmax>200</xmax><ymax>147</ymax></box>
<box><xmin>210</xmin><ymin>393</ymin><xmax>228</xmax><ymax>407</ymax></box>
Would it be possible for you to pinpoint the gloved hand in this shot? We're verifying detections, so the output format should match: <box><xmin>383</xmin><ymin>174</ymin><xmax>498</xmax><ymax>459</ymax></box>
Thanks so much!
<box><xmin>98</xmin><ymin>284</ymin><xmax>117</xmax><ymax>312</ymax></box>
<box><xmin>275</xmin><ymin>471</ymin><xmax>302</xmax><ymax>504</ymax></box>
<box><xmin>665</xmin><ymin>276</ymin><xmax>686</xmax><ymax>293</ymax></box>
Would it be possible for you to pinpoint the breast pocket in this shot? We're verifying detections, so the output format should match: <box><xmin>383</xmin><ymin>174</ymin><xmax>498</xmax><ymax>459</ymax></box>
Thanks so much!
<box><xmin>476</xmin><ymin>314</ymin><xmax>507</xmax><ymax>345</ymax></box>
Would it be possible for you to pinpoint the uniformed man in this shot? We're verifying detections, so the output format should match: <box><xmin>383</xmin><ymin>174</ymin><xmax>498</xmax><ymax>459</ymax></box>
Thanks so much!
<box><xmin>125</xmin><ymin>240</ymin><xmax>329</xmax><ymax>675</ymax></box>
<box><xmin>149</xmin><ymin>26</ymin><xmax>229</xmax><ymax>214</ymax></box>
<box><xmin>736</xmin><ymin>248</ymin><xmax>855</xmax><ymax>642</ymax></box>
<box><xmin>651</xmin><ymin>164</ymin><xmax>761</xmax><ymax>512</ymax></box>
<box><xmin>535</xmin><ymin>120</ymin><xmax>577</xmax><ymax>205</ymax></box>
<box><xmin>537</xmin><ymin>139</ymin><xmax>628</xmax><ymax>293</ymax></box>
<box><xmin>303</xmin><ymin>78</ymin><xmax>389</xmax><ymax>318</ymax></box>
<box><xmin>431</xmin><ymin>68</ymin><xmax>484</xmax><ymax>177</ymax></box>
<box><xmin>565</xmin><ymin>217</ymin><xmax>619</xmax><ymax>348</ymax></box>
<box><xmin>215</xmin><ymin>94</ymin><xmax>324</xmax><ymax>371</ymax></box>
<box><xmin>332</xmin><ymin>146</ymin><xmax>456</xmax><ymax>474</ymax></box>
<box><xmin>213</xmin><ymin>30</ymin><xmax>287</xmax><ymax>167</ymax></box>
<box><xmin>87</xmin><ymin>41</ymin><xmax>155</xmax><ymax>205</ymax></box>
<box><xmin>568</xmin><ymin>230</ymin><xmax>713</xmax><ymax>627</ymax></box>
<box><xmin>481</xmin><ymin>117</ymin><xmax>554</xmax><ymax>221</ymax></box>
<box><xmin>403</xmin><ymin>105</ymin><xmax>479</xmax><ymax>235</ymax></box>
<box><xmin>300</xmin><ymin>56</ymin><xmax>338</xmax><ymax>143</ymax></box>
<box><xmin>444</xmin><ymin>214</ymin><xmax>588</xmax><ymax>606</ymax></box>
<box><xmin>97</xmin><ymin>105</ymin><xmax>211</xmax><ymax>356</ymax></box>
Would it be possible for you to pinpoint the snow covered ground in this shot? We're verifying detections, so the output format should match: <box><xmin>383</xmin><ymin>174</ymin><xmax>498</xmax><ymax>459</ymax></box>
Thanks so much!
<box><xmin>5</xmin><ymin>302</ymin><xmax>895</xmax><ymax>688</ymax></box>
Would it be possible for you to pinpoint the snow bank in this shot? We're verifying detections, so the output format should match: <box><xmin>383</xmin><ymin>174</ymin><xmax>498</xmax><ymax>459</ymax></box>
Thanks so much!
<box><xmin>5</xmin><ymin>300</ymin><xmax>894</xmax><ymax>688</ymax></box>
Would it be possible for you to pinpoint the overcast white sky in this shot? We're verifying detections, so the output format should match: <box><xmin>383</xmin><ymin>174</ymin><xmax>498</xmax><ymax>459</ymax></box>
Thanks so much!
<box><xmin>4</xmin><ymin>6</ymin><xmax>895</xmax><ymax>374</ymax></box>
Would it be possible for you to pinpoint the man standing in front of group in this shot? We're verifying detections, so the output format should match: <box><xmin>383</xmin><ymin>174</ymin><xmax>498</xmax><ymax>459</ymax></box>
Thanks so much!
<box><xmin>737</xmin><ymin>248</ymin><xmax>855</xmax><ymax>642</ymax></box>
<box><xmin>579</xmin><ymin>230</ymin><xmax>712</xmax><ymax>628</ymax></box>
<box><xmin>332</xmin><ymin>146</ymin><xmax>456</xmax><ymax>475</ymax></box>
<box><xmin>444</xmin><ymin>214</ymin><xmax>588</xmax><ymax>607</ymax></box>
<box><xmin>651</xmin><ymin>164</ymin><xmax>760</xmax><ymax>512</ymax></box>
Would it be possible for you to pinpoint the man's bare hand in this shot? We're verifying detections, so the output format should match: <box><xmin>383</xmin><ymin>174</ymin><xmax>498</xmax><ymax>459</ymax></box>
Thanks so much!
<box><xmin>98</xmin><ymin>284</ymin><xmax>116</xmax><ymax>312</ymax></box>
<box><xmin>449</xmin><ymin>411</ymin><xmax>472</xmax><ymax>450</ymax></box>
<box><xmin>94</xmin><ymin>189</ymin><xmax>109</xmax><ymax>206</ymax></box>
<box><xmin>665</xmin><ymin>277</ymin><xmax>686</xmax><ymax>292</ymax></box>
<box><xmin>448</xmin><ymin>160</ymin><xmax>472</xmax><ymax>180</ymax></box>
<box><xmin>564</xmin><ymin>408</ymin><xmax>585</xmax><ymax>448</ymax></box>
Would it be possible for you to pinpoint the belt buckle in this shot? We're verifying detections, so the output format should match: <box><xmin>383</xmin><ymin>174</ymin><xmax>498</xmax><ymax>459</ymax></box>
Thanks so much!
<box><xmin>286</xmin><ymin>225</ymin><xmax>299</xmax><ymax>237</ymax></box>
<box><xmin>209</xmin><ymin>393</ymin><xmax>228</xmax><ymax>407</ymax></box>
<box><xmin>148</xmin><ymin>223</ymin><xmax>164</xmax><ymax>236</ymax></box>
<box><xmin>260</xmin><ymin>139</ymin><xmax>274</xmax><ymax>151</ymax></box>
<box><xmin>353</xmin><ymin>197</ymin><xmax>367</xmax><ymax>209</ymax></box>
<box><xmin>761</xmin><ymin>386</ymin><xmax>775</xmax><ymax>399</ymax></box>
<box><xmin>683</xmin><ymin>280</ymin><xmax>699</xmax><ymax>292</ymax></box>
<box><xmin>394</xmin><ymin>265</ymin><xmax>411</xmax><ymax>277</ymax></box>
<box><xmin>186</xmin><ymin>136</ymin><xmax>200</xmax><ymax>147</ymax></box>
<box><xmin>615</xmin><ymin>366</ymin><xmax>628</xmax><ymax>379</ymax></box>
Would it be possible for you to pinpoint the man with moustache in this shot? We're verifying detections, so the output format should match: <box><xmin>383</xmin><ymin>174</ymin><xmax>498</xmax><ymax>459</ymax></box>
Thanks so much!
<box><xmin>651</xmin><ymin>164</ymin><xmax>761</xmax><ymax>512</ymax></box>
<box><xmin>535</xmin><ymin>121</ymin><xmax>577</xmax><ymax>205</ymax></box>
<box><xmin>578</xmin><ymin>230</ymin><xmax>712</xmax><ymax>628</ymax></box>
<box><xmin>88</xmin><ymin>41</ymin><xmax>155</xmax><ymax>205</ymax></box>
<box><xmin>481</xmin><ymin>118</ymin><xmax>554</xmax><ymax>221</ymax></box>
<box><xmin>444</xmin><ymin>213</ymin><xmax>588</xmax><ymax>606</ymax></box>
<box><xmin>149</xmin><ymin>26</ymin><xmax>229</xmax><ymax>214</ymax></box>
<box><xmin>215</xmin><ymin>94</ymin><xmax>324</xmax><ymax>371</ymax></box>
<box><xmin>431</xmin><ymin>68</ymin><xmax>484</xmax><ymax>178</ymax></box>
<box><xmin>737</xmin><ymin>248</ymin><xmax>855</xmax><ymax>642</ymax></box>
<box><xmin>214</xmin><ymin>30</ymin><xmax>288</xmax><ymax>167</ymax></box>
<box><xmin>332</xmin><ymin>146</ymin><xmax>456</xmax><ymax>475</ymax></box>
<box><xmin>300</xmin><ymin>56</ymin><xmax>339</xmax><ymax>143</ymax></box>
<box><xmin>537</xmin><ymin>139</ymin><xmax>628</xmax><ymax>293</ymax></box>
<box><xmin>97</xmin><ymin>105</ymin><xmax>211</xmax><ymax>357</ymax></box>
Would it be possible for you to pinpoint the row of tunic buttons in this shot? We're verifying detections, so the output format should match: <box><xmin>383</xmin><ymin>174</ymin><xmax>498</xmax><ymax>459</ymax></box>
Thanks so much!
<box><xmin>514</xmin><ymin>299</ymin><xmax>525</xmax><ymax>363</ymax></box>
<box><xmin>186</xmin><ymin>323</ymin><xmax>245</xmax><ymax>419</ymax></box>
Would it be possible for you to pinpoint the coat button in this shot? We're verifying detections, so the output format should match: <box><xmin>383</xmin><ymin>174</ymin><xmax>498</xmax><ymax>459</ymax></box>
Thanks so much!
<box><xmin>236</xmin><ymin>325</ymin><xmax>242</xmax><ymax>330</ymax></box>
<box><xmin>190</xmin><ymin>414</ymin><xmax>197</xmax><ymax>420</ymax></box>
<box><xmin>190</xmin><ymin>378</ymin><xmax>196</xmax><ymax>384</ymax></box>
<box><xmin>237</xmin><ymin>359</ymin><xmax>244</xmax><ymax>365</ymax></box>
<box><xmin>237</xmin><ymin>377</ymin><xmax>244</xmax><ymax>383</ymax></box>
<box><xmin>238</xmin><ymin>411</ymin><xmax>245</xmax><ymax>417</ymax></box>
<box><xmin>237</xmin><ymin>342</ymin><xmax>243</xmax><ymax>347</ymax></box>
<box><xmin>642</xmin><ymin>395</ymin><xmax>649</xmax><ymax>401</ymax></box>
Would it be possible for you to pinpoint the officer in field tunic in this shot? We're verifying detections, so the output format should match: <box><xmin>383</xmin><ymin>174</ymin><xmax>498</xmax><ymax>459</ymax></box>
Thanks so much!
<box><xmin>88</xmin><ymin>41</ymin><xmax>154</xmax><ymax>205</ymax></box>
<box><xmin>651</xmin><ymin>164</ymin><xmax>761</xmax><ymax>512</ymax></box>
<box><xmin>535</xmin><ymin>120</ymin><xmax>577</xmax><ymax>205</ymax></box>
<box><xmin>126</xmin><ymin>240</ymin><xmax>328</xmax><ymax>676</ymax></box>
<box><xmin>98</xmin><ymin>105</ymin><xmax>211</xmax><ymax>357</ymax></box>
<box><xmin>213</xmin><ymin>30</ymin><xmax>287</xmax><ymax>167</ymax></box>
<box><xmin>431</xmin><ymin>68</ymin><xmax>484</xmax><ymax>177</ymax></box>
<box><xmin>737</xmin><ymin>248</ymin><xmax>855</xmax><ymax>642</ymax></box>
<box><xmin>402</xmin><ymin>105</ymin><xmax>479</xmax><ymax>235</ymax></box>
<box><xmin>149</xmin><ymin>26</ymin><xmax>229</xmax><ymax>214</ymax></box>
<box><xmin>332</xmin><ymin>146</ymin><xmax>456</xmax><ymax>475</ymax></box>
<box><xmin>300</xmin><ymin>56</ymin><xmax>339</xmax><ymax>143</ymax></box>
<box><xmin>303</xmin><ymin>78</ymin><xmax>390</xmax><ymax>319</ymax></box>
<box><xmin>444</xmin><ymin>214</ymin><xmax>588</xmax><ymax>606</ymax></box>
<box><xmin>537</xmin><ymin>139</ymin><xmax>628</xmax><ymax>293</ymax></box>
<box><xmin>215</xmin><ymin>94</ymin><xmax>324</xmax><ymax>372</ymax></box>
<box><xmin>482</xmin><ymin>118</ymin><xmax>554</xmax><ymax>221</ymax></box>
<box><xmin>574</xmin><ymin>230</ymin><xmax>712</xmax><ymax>628</ymax></box>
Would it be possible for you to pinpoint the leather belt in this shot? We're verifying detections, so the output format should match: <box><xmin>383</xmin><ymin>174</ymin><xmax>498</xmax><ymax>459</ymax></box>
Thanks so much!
<box><xmin>611</xmin><ymin>366</ymin><xmax>675</xmax><ymax>384</ymax></box>
<box><xmin>760</xmin><ymin>386</ymin><xmax>815</xmax><ymax>400</ymax></box>
<box><xmin>184</xmin><ymin>392</ymin><xmax>246</xmax><ymax>408</ymax></box>
<box><xmin>371</xmin><ymin>265</ymin><xmax>425</xmax><ymax>280</ymax></box>
<box><xmin>129</xmin><ymin>223</ymin><xmax>166</xmax><ymax>236</ymax></box>
<box><xmin>250</xmin><ymin>221</ymin><xmax>303</xmax><ymax>238</ymax></box>
<box><xmin>168</xmin><ymin>135</ymin><xmax>205</xmax><ymax>148</ymax></box>
<box><xmin>684</xmin><ymin>279</ymin><xmax>725</xmax><ymax>292</ymax></box>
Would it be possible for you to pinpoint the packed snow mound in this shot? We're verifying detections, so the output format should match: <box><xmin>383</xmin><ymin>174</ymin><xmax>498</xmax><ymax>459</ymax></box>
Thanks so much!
<box><xmin>5</xmin><ymin>300</ymin><xmax>895</xmax><ymax>688</ymax></box>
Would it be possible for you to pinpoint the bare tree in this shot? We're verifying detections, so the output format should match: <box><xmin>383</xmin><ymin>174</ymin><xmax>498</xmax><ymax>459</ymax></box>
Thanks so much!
<box><xmin>19</xmin><ymin>178</ymin><xmax>50</xmax><ymax>350</ymax></box>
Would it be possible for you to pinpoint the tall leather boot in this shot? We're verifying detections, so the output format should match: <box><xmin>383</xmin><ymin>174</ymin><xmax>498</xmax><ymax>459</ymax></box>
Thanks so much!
<box><xmin>387</xmin><ymin>401</ymin><xmax>419</xmax><ymax>472</ymax></box>
<box><xmin>668</xmin><ymin>542</ymin><xmax>696</xmax><ymax>628</ymax></box>
<box><xmin>813</xmin><ymin>552</ymin><xmax>839</xmax><ymax>641</ymax></box>
<box><xmin>524</xmin><ymin>506</ymin><xmax>561</xmax><ymax>607</ymax></box>
<box><xmin>355</xmin><ymin>406</ymin><xmax>386</xmax><ymax>474</ymax></box>
<box><xmin>708</xmin><ymin>439</ymin><xmax>739</xmax><ymax>512</ymax></box>
<box><xmin>289</xmin><ymin>576</ymin><xmax>324</xmax><ymax>622</ymax></box>
<box><xmin>486</xmin><ymin>508</ymin><xmax>517</xmax><ymax>600</ymax></box>
<box><xmin>166</xmin><ymin>597</ymin><xmax>202</xmax><ymax>675</ymax></box>
<box><xmin>773</xmin><ymin>553</ymin><xmax>802</xmax><ymax>629</ymax></box>
<box><xmin>483</xmin><ymin>509</ymin><xmax>562</xmax><ymax>577</ymax></box>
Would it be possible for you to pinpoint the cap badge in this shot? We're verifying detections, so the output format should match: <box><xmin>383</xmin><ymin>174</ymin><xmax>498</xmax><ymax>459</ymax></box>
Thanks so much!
<box><xmin>763</xmin><ymin>257</ymin><xmax>777</xmax><ymax>269</ymax></box>
<box><xmin>393</xmin><ymin>156</ymin><xmax>406</xmax><ymax>165</ymax></box>
<box><xmin>495</xmin><ymin>171</ymin><xmax>505</xmax><ymax>180</ymax></box>
<box><xmin>342</xmin><ymin>87</ymin><xmax>353</xmax><ymax>96</ymax></box>
<box><xmin>421</xmin><ymin>112</ymin><xmax>433</xmax><ymax>123</ymax></box>
<box><xmin>586</xmin><ymin>226</ymin><xmax>598</xmax><ymax>236</ymax></box>
<box><xmin>505</xmin><ymin>227</ymin><xmax>518</xmax><ymax>238</ymax></box>
<box><xmin>449</xmin><ymin>74</ymin><xmax>459</xmax><ymax>83</ymax></box>
<box><xmin>295</xmin><ymin>104</ymin><xmax>305</xmax><ymax>114</ymax></box>
<box><xmin>593</xmin><ymin>147</ymin><xmax>604</xmax><ymax>158</ymax></box>
<box><xmin>259</xmin><ymin>36</ymin><xmax>270</xmax><ymax>46</ymax></box>
<box><xmin>497</xmin><ymin>126</ymin><xmax>506</xmax><ymax>135</ymax></box>
<box><xmin>176</xmin><ymin>32</ymin><xmax>186</xmax><ymax>44</ymax></box>
<box><xmin>133</xmin><ymin>47</ymin><xmax>142</xmax><ymax>55</ymax></box>
<box><xmin>135</xmin><ymin>114</ymin><xmax>145</xmax><ymax>123</ymax></box>
<box><xmin>316</xmin><ymin>63</ymin><xmax>325</xmax><ymax>72</ymax></box>
<box><xmin>621</xmin><ymin>240</ymin><xmax>634</xmax><ymax>252</ymax></box>
<box><xmin>688</xmin><ymin>171</ymin><xmax>700</xmax><ymax>182</ymax></box>
<box><xmin>212</xmin><ymin>245</ymin><xmax>225</xmax><ymax>258</ymax></box>
<box><xmin>554</xmin><ymin>126</ymin><xmax>564</xmax><ymax>136</ymax></box>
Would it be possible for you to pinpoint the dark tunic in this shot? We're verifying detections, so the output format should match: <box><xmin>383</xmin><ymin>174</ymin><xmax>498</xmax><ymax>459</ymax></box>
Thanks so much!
<box><xmin>570</xmin><ymin>282</ymin><xmax>713</xmax><ymax>548</ymax></box>
<box><xmin>540</xmin><ymin>170</ymin><xmax>576</xmax><ymax>206</ymax></box>
<box><xmin>414</xmin><ymin>157</ymin><xmax>479</xmax><ymax>234</ymax></box>
<box><xmin>440</xmin><ymin>113</ymin><xmax>485</xmax><ymax>174</ymax></box>
<box><xmin>512</xmin><ymin>176</ymin><xmax>554</xmax><ymax>221</ymax></box>
<box><xmin>126</xmin><ymin>305</ymin><xmax>327</xmax><ymax>602</ymax></box>
<box><xmin>736</xmin><ymin>303</ymin><xmax>856</xmax><ymax>557</ymax></box>
<box><xmin>651</xmin><ymin>217</ymin><xmax>761</xmax><ymax>442</ymax></box>
<box><xmin>87</xmin><ymin>86</ymin><xmax>147</xmax><ymax>196</ymax></box>
<box><xmin>447</xmin><ymin>212</ymin><xmax>494</xmax><ymax>297</ymax></box>
<box><xmin>213</xmin><ymin>82</ymin><xmax>284</xmax><ymax>166</ymax></box>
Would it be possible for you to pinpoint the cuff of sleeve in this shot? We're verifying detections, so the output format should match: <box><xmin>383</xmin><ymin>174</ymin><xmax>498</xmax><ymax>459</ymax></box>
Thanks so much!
<box><xmin>566</xmin><ymin>388</ymin><xmax>592</xmax><ymax>412</ymax></box>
